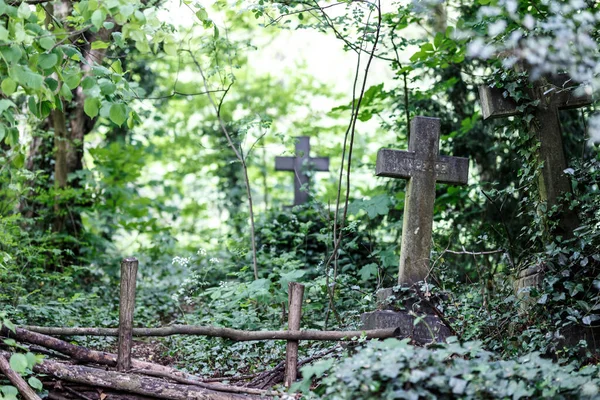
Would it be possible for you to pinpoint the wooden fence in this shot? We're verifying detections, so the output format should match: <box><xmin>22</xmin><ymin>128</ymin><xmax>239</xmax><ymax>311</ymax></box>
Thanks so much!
<box><xmin>22</xmin><ymin>257</ymin><xmax>398</xmax><ymax>389</ymax></box>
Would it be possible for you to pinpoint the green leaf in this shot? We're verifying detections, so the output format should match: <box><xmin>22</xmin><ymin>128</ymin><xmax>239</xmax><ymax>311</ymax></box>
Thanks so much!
<box><xmin>28</xmin><ymin>96</ymin><xmax>40</xmax><ymax>118</ymax></box>
<box><xmin>24</xmin><ymin>352</ymin><xmax>37</xmax><ymax>368</ymax></box>
<box><xmin>38</xmin><ymin>36</ymin><xmax>55</xmax><ymax>50</ymax></box>
<box><xmin>91</xmin><ymin>40</ymin><xmax>109</xmax><ymax>50</ymax></box>
<box><xmin>119</xmin><ymin>4</ymin><xmax>134</xmax><ymax>18</ymax></box>
<box><xmin>0</xmin><ymin>25</ymin><xmax>8</xmax><ymax>41</ymax></box>
<box><xmin>0</xmin><ymin>46</ymin><xmax>22</xmax><ymax>63</ymax></box>
<box><xmin>91</xmin><ymin>9</ymin><xmax>105</xmax><ymax>30</ymax></box>
<box><xmin>111</xmin><ymin>59</ymin><xmax>123</xmax><ymax>74</ymax></box>
<box><xmin>64</xmin><ymin>73</ymin><xmax>81</xmax><ymax>89</ymax></box>
<box><xmin>83</xmin><ymin>97</ymin><xmax>99</xmax><ymax>118</ymax></box>
<box><xmin>2</xmin><ymin>319</ymin><xmax>16</xmax><ymax>333</ymax></box>
<box><xmin>279</xmin><ymin>269</ymin><xmax>305</xmax><ymax>290</ymax></box>
<box><xmin>1</xmin><ymin>385</ymin><xmax>18</xmax><ymax>400</ymax></box>
<box><xmin>17</xmin><ymin>2</ymin><xmax>31</xmax><ymax>19</ymax></box>
<box><xmin>195</xmin><ymin>8</ymin><xmax>208</xmax><ymax>21</ymax></box>
<box><xmin>60</xmin><ymin>83</ymin><xmax>72</xmax><ymax>101</ymax></box>
<box><xmin>134</xmin><ymin>10</ymin><xmax>145</xmax><ymax>23</ymax></box>
<box><xmin>45</xmin><ymin>77</ymin><xmax>58</xmax><ymax>91</ymax></box>
<box><xmin>0</xmin><ymin>99</ymin><xmax>16</xmax><ymax>113</ymax></box>
<box><xmin>109</xmin><ymin>102</ymin><xmax>127</xmax><ymax>126</ymax></box>
<box><xmin>12</xmin><ymin>65</ymin><xmax>43</xmax><ymax>89</ymax></box>
<box><xmin>9</xmin><ymin>353</ymin><xmax>28</xmax><ymax>374</ymax></box>
<box><xmin>98</xmin><ymin>78</ymin><xmax>116</xmax><ymax>95</ymax></box>
<box><xmin>163</xmin><ymin>35</ymin><xmax>178</xmax><ymax>56</ymax></box>
<box><xmin>1</xmin><ymin>77</ymin><xmax>16</xmax><ymax>95</ymax></box>
<box><xmin>27</xmin><ymin>377</ymin><xmax>42</xmax><ymax>391</ymax></box>
<box><xmin>359</xmin><ymin>263</ymin><xmax>378</xmax><ymax>281</ymax></box>
<box><xmin>38</xmin><ymin>53</ymin><xmax>58</xmax><ymax>70</ymax></box>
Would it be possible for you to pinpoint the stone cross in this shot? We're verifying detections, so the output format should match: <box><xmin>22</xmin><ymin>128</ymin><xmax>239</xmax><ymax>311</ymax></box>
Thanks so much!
<box><xmin>275</xmin><ymin>136</ymin><xmax>329</xmax><ymax>205</ymax></box>
<box><xmin>376</xmin><ymin>116</ymin><xmax>469</xmax><ymax>285</ymax></box>
<box><xmin>479</xmin><ymin>74</ymin><xmax>592</xmax><ymax>235</ymax></box>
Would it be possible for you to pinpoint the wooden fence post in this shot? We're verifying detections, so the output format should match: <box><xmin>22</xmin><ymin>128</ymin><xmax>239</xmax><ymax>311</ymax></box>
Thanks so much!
<box><xmin>117</xmin><ymin>257</ymin><xmax>138</xmax><ymax>371</ymax></box>
<box><xmin>284</xmin><ymin>282</ymin><xmax>304</xmax><ymax>388</ymax></box>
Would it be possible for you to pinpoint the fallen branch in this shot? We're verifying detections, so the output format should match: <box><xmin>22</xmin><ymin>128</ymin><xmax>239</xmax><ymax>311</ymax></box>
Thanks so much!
<box><xmin>0</xmin><ymin>354</ymin><xmax>42</xmax><ymax>400</ymax></box>
<box><xmin>1</xmin><ymin>327</ymin><xmax>192</xmax><ymax>379</ymax></box>
<box><xmin>0</xmin><ymin>351</ymin><xmax>258</xmax><ymax>400</ymax></box>
<box><xmin>1</xmin><ymin>326</ymin><xmax>280</xmax><ymax>395</ymax></box>
<box><xmin>132</xmin><ymin>369</ymin><xmax>280</xmax><ymax>397</ymax></box>
<box><xmin>21</xmin><ymin>325</ymin><xmax>400</xmax><ymax>341</ymax></box>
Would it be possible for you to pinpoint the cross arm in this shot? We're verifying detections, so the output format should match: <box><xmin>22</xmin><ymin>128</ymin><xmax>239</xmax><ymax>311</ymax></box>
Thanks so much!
<box><xmin>478</xmin><ymin>85</ymin><xmax>521</xmax><ymax>120</ymax></box>
<box><xmin>275</xmin><ymin>156</ymin><xmax>294</xmax><ymax>171</ymax></box>
<box><xmin>543</xmin><ymin>74</ymin><xmax>593</xmax><ymax>110</ymax></box>
<box><xmin>436</xmin><ymin>155</ymin><xmax>469</xmax><ymax>185</ymax></box>
<box><xmin>309</xmin><ymin>157</ymin><xmax>329</xmax><ymax>171</ymax></box>
<box><xmin>376</xmin><ymin>149</ymin><xmax>469</xmax><ymax>185</ymax></box>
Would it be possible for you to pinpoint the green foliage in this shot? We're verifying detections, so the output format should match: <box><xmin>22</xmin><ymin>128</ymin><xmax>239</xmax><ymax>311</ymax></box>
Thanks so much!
<box><xmin>296</xmin><ymin>338</ymin><xmax>600</xmax><ymax>399</ymax></box>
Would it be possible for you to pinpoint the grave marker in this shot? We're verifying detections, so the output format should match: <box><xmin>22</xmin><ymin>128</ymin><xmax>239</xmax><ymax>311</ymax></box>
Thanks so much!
<box><xmin>479</xmin><ymin>74</ymin><xmax>592</xmax><ymax>236</ymax></box>
<box><xmin>376</xmin><ymin>116</ymin><xmax>469</xmax><ymax>285</ymax></box>
<box><xmin>275</xmin><ymin>136</ymin><xmax>329</xmax><ymax>205</ymax></box>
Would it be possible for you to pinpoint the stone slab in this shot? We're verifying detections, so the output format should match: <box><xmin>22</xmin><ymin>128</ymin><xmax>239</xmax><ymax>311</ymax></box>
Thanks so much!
<box><xmin>361</xmin><ymin>310</ymin><xmax>451</xmax><ymax>344</ymax></box>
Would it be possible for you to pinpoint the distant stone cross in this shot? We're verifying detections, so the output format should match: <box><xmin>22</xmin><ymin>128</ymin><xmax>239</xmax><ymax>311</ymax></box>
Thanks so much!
<box><xmin>479</xmin><ymin>74</ymin><xmax>592</xmax><ymax>235</ymax></box>
<box><xmin>376</xmin><ymin>116</ymin><xmax>469</xmax><ymax>285</ymax></box>
<box><xmin>275</xmin><ymin>136</ymin><xmax>329</xmax><ymax>205</ymax></box>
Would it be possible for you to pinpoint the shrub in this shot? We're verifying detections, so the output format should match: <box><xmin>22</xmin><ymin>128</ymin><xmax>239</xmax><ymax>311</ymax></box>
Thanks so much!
<box><xmin>296</xmin><ymin>338</ymin><xmax>600</xmax><ymax>399</ymax></box>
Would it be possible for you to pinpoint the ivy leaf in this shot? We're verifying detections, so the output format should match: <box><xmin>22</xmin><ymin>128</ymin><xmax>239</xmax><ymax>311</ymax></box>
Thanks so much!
<box><xmin>9</xmin><ymin>353</ymin><xmax>28</xmax><ymax>374</ymax></box>
<box><xmin>83</xmin><ymin>97</ymin><xmax>100</xmax><ymax>118</ymax></box>
<box><xmin>109</xmin><ymin>103</ymin><xmax>127</xmax><ymax>126</ymax></box>
<box><xmin>27</xmin><ymin>377</ymin><xmax>43</xmax><ymax>391</ymax></box>
<box><xmin>359</xmin><ymin>263</ymin><xmax>378</xmax><ymax>281</ymax></box>
<box><xmin>1</xmin><ymin>386</ymin><xmax>18</xmax><ymax>400</ymax></box>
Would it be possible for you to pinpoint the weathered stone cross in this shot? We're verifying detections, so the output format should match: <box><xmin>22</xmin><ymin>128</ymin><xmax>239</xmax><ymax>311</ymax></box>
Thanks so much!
<box><xmin>479</xmin><ymin>74</ymin><xmax>592</xmax><ymax>235</ymax></box>
<box><xmin>376</xmin><ymin>116</ymin><xmax>469</xmax><ymax>285</ymax></box>
<box><xmin>275</xmin><ymin>136</ymin><xmax>329</xmax><ymax>206</ymax></box>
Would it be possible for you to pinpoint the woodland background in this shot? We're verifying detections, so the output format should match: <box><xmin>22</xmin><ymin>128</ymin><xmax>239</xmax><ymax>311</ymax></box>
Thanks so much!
<box><xmin>1</xmin><ymin>0</ymin><xmax>600</xmax><ymax>398</ymax></box>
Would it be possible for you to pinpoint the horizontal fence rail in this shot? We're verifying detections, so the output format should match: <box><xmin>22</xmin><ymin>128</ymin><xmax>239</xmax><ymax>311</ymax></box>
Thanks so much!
<box><xmin>21</xmin><ymin>325</ymin><xmax>399</xmax><ymax>341</ymax></box>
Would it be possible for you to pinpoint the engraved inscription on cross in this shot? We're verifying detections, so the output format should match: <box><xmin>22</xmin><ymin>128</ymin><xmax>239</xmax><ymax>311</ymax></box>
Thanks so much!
<box><xmin>275</xmin><ymin>136</ymin><xmax>329</xmax><ymax>206</ymax></box>
<box><xmin>479</xmin><ymin>74</ymin><xmax>592</xmax><ymax>235</ymax></box>
<box><xmin>376</xmin><ymin>116</ymin><xmax>469</xmax><ymax>285</ymax></box>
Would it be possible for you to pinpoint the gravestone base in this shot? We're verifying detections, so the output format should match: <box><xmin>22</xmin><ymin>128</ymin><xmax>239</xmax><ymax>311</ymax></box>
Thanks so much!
<box><xmin>361</xmin><ymin>310</ymin><xmax>451</xmax><ymax>344</ymax></box>
<box><xmin>360</xmin><ymin>287</ymin><xmax>452</xmax><ymax>344</ymax></box>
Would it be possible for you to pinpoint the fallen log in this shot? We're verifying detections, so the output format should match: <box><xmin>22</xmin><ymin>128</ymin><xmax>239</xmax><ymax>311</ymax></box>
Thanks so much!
<box><xmin>0</xmin><ymin>351</ymin><xmax>261</xmax><ymax>400</ymax></box>
<box><xmin>22</xmin><ymin>325</ymin><xmax>400</xmax><ymax>341</ymax></box>
<box><xmin>0</xmin><ymin>354</ymin><xmax>42</xmax><ymax>400</ymax></box>
<box><xmin>0</xmin><ymin>326</ymin><xmax>278</xmax><ymax>395</ymax></box>
<box><xmin>1</xmin><ymin>326</ymin><xmax>189</xmax><ymax>378</ymax></box>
